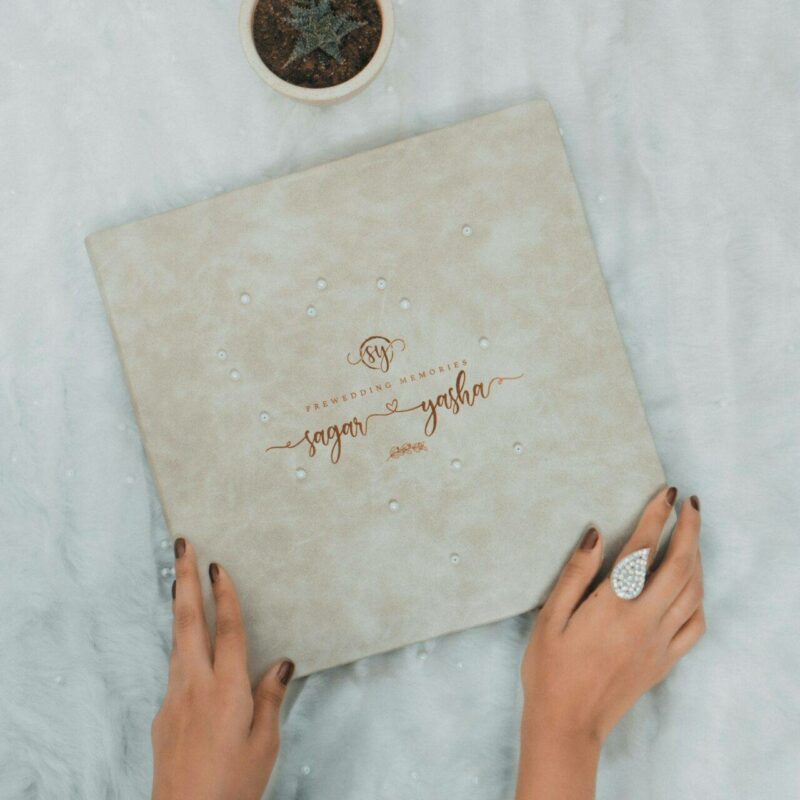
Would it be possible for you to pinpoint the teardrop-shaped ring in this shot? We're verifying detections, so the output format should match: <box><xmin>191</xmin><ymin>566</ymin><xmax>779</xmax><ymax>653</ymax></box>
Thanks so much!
<box><xmin>610</xmin><ymin>547</ymin><xmax>650</xmax><ymax>600</ymax></box>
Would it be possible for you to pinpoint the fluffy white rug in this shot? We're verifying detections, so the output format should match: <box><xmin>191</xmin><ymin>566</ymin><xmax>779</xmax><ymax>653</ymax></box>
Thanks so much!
<box><xmin>2</xmin><ymin>0</ymin><xmax>798</xmax><ymax>798</ymax></box>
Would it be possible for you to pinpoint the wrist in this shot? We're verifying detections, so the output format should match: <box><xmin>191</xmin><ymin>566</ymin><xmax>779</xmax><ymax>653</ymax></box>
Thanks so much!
<box><xmin>521</xmin><ymin>704</ymin><xmax>603</xmax><ymax>762</ymax></box>
<box><xmin>516</xmin><ymin>709</ymin><xmax>601</xmax><ymax>800</ymax></box>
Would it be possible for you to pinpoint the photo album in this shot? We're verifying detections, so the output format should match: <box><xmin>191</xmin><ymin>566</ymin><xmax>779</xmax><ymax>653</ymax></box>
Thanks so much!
<box><xmin>86</xmin><ymin>100</ymin><xmax>670</xmax><ymax>676</ymax></box>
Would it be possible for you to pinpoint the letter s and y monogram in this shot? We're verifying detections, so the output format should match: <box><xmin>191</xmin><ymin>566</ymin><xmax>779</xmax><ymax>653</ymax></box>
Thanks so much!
<box><xmin>347</xmin><ymin>335</ymin><xmax>407</xmax><ymax>373</ymax></box>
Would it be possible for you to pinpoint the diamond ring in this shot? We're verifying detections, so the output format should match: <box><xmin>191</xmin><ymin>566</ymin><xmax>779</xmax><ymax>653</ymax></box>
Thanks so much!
<box><xmin>610</xmin><ymin>547</ymin><xmax>650</xmax><ymax>600</ymax></box>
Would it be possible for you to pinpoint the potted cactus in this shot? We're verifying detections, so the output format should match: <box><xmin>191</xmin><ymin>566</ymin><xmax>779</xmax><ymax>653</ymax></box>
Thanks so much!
<box><xmin>240</xmin><ymin>0</ymin><xmax>394</xmax><ymax>104</ymax></box>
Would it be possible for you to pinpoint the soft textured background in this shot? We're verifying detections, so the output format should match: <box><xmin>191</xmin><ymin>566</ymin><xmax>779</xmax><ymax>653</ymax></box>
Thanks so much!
<box><xmin>1</xmin><ymin>0</ymin><xmax>798</xmax><ymax>798</ymax></box>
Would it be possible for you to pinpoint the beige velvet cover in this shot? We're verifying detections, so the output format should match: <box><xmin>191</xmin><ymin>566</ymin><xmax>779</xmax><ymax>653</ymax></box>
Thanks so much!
<box><xmin>86</xmin><ymin>100</ymin><xmax>671</xmax><ymax>678</ymax></box>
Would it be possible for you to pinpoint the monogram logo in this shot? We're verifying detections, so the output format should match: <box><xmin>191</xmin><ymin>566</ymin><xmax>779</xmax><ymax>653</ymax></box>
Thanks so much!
<box><xmin>347</xmin><ymin>335</ymin><xmax>407</xmax><ymax>373</ymax></box>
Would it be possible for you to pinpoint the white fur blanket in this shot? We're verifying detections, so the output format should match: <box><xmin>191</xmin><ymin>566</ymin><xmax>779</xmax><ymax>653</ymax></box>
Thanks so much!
<box><xmin>1</xmin><ymin>1</ymin><xmax>798</xmax><ymax>798</ymax></box>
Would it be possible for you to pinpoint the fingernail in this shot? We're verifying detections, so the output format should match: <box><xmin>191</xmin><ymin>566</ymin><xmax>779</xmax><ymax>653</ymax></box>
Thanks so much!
<box><xmin>690</xmin><ymin>495</ymin><xmax>700</xmax><ymax>511</ymax></box>
<box><xmin>665</xmin><ymin>486</ymin><xmax>677</xmax><ymax>506</ymax></box>
<box><xmin>209</xmin><ymin>562</ymin><xmax>219</xmax><ymax>584</ymax></box>
<box><xmin>278</xmin><ymin>659</ymin><xmax>295</xmax><ymax>686</ymax></box>
<box><xmin>580</xmin><ymin>527</ymin><xmax>599</xmax><ymax>550</ymax></box>
<box><xmin>174</xmin><ymin>538</ymin><xmax>186</xmax><ymax>559</ymax></box>
<box><xmin>171</xmin><ymin>580</ymin><xmax>176</xmax><ymax>600</ymax></box>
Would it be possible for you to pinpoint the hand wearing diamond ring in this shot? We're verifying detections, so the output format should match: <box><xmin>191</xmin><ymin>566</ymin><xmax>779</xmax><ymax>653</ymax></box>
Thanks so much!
<box><xmin>516</xmin><ymin>486</ymin><xmax>705</xmax><ymax>800</ymax></box>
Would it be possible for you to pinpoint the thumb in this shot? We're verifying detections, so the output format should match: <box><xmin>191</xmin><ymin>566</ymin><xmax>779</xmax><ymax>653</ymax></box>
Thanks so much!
<box><xmin>541</xmin><ymin>527</ymin><xmax>603</xmax><ymax>628</ymax></box>
<box><xmin>250</xmin><ymin>658</ymin><xmax>294</xmax><ymax>752</ymax></box>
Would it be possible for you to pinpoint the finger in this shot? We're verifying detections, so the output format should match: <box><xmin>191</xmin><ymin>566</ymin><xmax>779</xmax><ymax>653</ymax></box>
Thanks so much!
<box><xmin>541</xmin><ymin>526</ymin><xmax>604</xmax><ymax>629</ymax></box>
<box><xmin>660</xmin><ymin>550</ymin><xmax>704</xmax><ymax>636</ymax></box>
<box><xmin>209</xmin><ymin>563</ymin><xmax>248</xmax><ymax>680</ymax></box>
<box><xmin>645</xmin><ymin>495</ymin><xmax>701</xmax><ymax>609</ymax></box>
<box><xmin>668</xmin><ymin>604</ymin><xmax>706</xmax><ymax>660</ymax></box>
<box><xmin>167</xmin><ymin>581</ymin><xmax>179</xmax><ymax>679</ymax></box>
<box><xmin>612</xmin><ymin>484</ymin><xmax>678</xmax><ymax>571</ymax></box>
<box><xmin>250</xmin><ymin>658</ymin><xmax>295</xmax><ymax>753</ymax></box>
<box><xmin>172</xmin><ymin>537</ymin><xmax>212</xmax><ymax>669</ymax></box>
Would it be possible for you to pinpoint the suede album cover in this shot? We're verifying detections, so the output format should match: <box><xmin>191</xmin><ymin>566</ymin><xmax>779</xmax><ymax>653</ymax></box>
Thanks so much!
<box><xmin>85</xmin><ymin>100</ymin><xmax>671</xmax><ymax>677</ymax></box>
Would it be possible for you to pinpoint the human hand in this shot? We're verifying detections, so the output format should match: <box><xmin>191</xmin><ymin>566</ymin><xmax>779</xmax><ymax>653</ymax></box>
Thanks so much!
<box><xmin>516</xmin><ymin>486</ymin><xmax>705</xmax><ymax>799</ymax></box>
<box><xmin>151</xmin><ymin>538</ymin><xmax>294</xmax><ymax>800</ymax></box>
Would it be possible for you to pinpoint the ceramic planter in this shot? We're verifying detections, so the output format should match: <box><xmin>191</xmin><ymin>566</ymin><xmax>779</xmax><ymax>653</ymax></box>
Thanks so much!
<box><xmin>239</xmin><ymin>0</ymin><xmax>394</xmax><ymax>105</ymax></box>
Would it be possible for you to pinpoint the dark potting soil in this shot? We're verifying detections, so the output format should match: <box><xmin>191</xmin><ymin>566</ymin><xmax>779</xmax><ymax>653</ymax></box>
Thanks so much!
<box><xmin>253</xmin><ymin>0</ymin><xmax>382</xmax><ymax>89</ymax></box>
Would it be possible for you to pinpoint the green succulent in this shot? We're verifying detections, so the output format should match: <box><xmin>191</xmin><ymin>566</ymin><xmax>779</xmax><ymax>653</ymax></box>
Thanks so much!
<box><xmin>284</xmin><ymin>0</ymin><xmax>365</xmax><ymax>66</ymax></box>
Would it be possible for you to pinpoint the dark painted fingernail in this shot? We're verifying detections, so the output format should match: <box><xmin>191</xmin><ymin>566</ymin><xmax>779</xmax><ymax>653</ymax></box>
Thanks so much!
<box><xmin>209</xmin><ymin>562</ymin><xmax>219</xmax><ymax>584</ymax></box>
<box><xmin>278</xmin><ymin>659</ymin><xmax>295</xmax><ymax>686</ymax></box>
<box><xmin>690</xmin><ymin>495</ymin><xmax>700</xmax><ymax>511</ymax></box>
<box><xmin>666</xmin><ymin>486</ymin><xmax>677</xmax><ymax>506</ymax></box>
<box><xmin>174</xmin><ymin>538</ymin><xmax>186</xmax><ymax>559</ymax></box>
<box><xmin>580</xmin><ymin>527</ymin><xmax>599</xmax><ymax>550</ymax></box>
<box><xmin>171</xmin><ymin>580</ymin><xmax>176</xmax><ymax>600</ymax></box>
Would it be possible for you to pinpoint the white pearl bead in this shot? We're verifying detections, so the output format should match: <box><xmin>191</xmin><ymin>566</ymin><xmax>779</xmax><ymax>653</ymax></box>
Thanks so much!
<box><xmin>513</xmin><ymin>442</ymin><xmax>524</xmax><ymax>455</ymax></box>
<box><xmin>229</xmin><ymin>369</ymin><xmax>241</xmax><ymax>381</ymax></box>
<box><xmin>301</xmin><ymin>765</ymin><xmax>311</xmax><ymax>775</ymax></box>
<box><xmin>295</xmin><ymin>468</ymin><xmax>307</xmax><ymax>480</ymax></box>
<box><xmin>399</xmin><ymin>297</ymin><xmax>411</xmax><ymax>310</ymax></box>
<box><xmin>462</xmin><ymin>224</ymin><xmax>473</xmax><ymax>237</ymax></box>
<box><xmin>307</xmin><ymin>305</ymin><xmax>317</xmax><ymax>317</ymax></box>
<box><xmin>376</xmin><ymin>277</ymin><xmax>387</xmax><ymax>289</ymax></box>
<box><xmin>450</xmin><ymin>553</ymin><xmax>461</xmax><ymax>564</ymax></box>
<box><xmin>239</xmin><ymin>292</ymin><xmax>251</xmax><ymax>305</ymax></box>
<box><xmin>259</xmin><ymin>411</ymin><xmax>271</xmax><ymax>423</ymax></box>
<box><xmin>316</xmin><ymin>277</ymin><xmax>328</xmax><ymax>290</ymax></box>
<box><xmin>217</xmin><ymin>349</ymin><xmax>227</xmax><ymax>361</ymax></box>
<box><xmin>450</xmin><ymin>458</ymin><xmax>462</xmax><ymax>470</ymax></box>
<box><xmin>479</xmin><ymin>337</ymin><xmax>489</xmax><ymax>349</ymax></box>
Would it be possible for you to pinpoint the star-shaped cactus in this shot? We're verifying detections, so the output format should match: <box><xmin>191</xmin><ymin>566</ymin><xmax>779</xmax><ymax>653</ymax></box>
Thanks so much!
<box><xmin>284</xmin><ymin>0</ymin><xmax>365</xmax><ymax>65</ymax></box>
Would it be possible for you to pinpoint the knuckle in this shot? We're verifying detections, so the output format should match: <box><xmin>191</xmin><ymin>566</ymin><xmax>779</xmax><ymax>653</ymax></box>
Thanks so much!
<box><xmin>669</xmin><ymin>553</ymin><xmax>694</xmax><ymax>579</ymax></box>
<box><xmin>214</xmin><ymin>611</ymin><xmax>242</xmax><ymax>640</ymax></box>
<box><xmin>562</xmin><ymin>559</ymin><xmax>587</xmax><ymax>582</ymax></box>
<box><xmin>174</xmin><ymin>604</ymin><xmax>197</xmax><ymax>631</ymax></box>
<box><xmin>536</xmin><ymin>604</ymin><xmax>553</xmax><ymax>626</ymax></box>
<box><xmin>645</xmin><ymin>495</ymin><xmax>670</xmax><ymax>522</ymax></box>
<box><xmin>174</xmin><ymin>556</ymin><xmax>194</xmax><ymax>578</ymax></box>
<box><xmin>257</xmin><ymin>684</ymin><xmax>284</xmax><ymax>710</ymax></box>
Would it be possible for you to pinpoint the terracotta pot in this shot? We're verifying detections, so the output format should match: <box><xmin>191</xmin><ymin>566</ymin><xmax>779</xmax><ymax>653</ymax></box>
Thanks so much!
<box><xmin>239</xmin><ymin>0</ymin><xmax>394</xmax><ymax>105</ymax></box>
